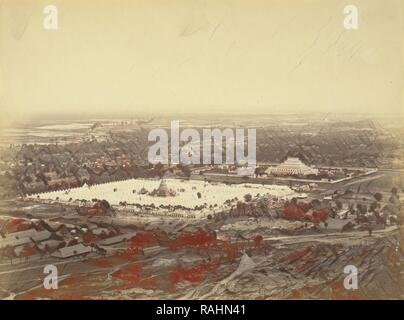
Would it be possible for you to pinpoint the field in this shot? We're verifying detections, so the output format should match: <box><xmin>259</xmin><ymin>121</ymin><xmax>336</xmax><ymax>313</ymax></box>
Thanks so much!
<box><xmin>30</xmin><ymin>178</ymin><xmax>298</xmax><ymax>212</ymax></box>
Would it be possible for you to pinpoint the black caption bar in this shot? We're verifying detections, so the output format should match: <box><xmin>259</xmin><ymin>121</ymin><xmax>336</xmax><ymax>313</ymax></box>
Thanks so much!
<box><xmin>1</xmin><ymin>300</ymin><xmax>402</xmax><ymax>319</ymax></box>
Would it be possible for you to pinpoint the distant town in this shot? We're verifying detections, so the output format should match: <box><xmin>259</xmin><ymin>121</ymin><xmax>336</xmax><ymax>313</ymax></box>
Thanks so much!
<box><xmin>0</xmin><ymin>114</ymin><xmax>403</xmax><ymax>299</ymax></box>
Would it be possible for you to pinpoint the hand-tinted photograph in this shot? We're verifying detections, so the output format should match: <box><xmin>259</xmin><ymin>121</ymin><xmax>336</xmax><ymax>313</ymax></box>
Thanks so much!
<box><xmin>0</xmin><ymin>0</ymin><xmax>403</xmax><ymax>302</ymax></box>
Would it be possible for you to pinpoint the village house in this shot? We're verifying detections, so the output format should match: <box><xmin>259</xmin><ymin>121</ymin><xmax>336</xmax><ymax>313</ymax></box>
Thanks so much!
<box><xmin>0</xmin><ymin>229</ymin><xmax>51</xmax><ymax>249</ymax></box>
<box><xmin>75</xmin><ymin>167</ymin><xmax>91</xmax><ymax>184</ymax></box>
<box><xmin>98</xmin><ymin>231</ymin><xmax>137</xmax><ymax>246</ymax></box>
<box><xmin>51</xmin><ymin>243</ymin><xmax>93</xmax><ymax>259</ymax></box>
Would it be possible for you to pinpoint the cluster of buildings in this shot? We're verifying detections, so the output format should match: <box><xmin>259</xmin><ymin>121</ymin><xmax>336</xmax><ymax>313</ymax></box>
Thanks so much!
<box><xmin>265</xmin><ymin>157</ymin><xmax>319</xmax><ymax>176</ymax></box>
<box><xmin>255</xmin><ymin>121</ymin><xmax>398</xmax><ymax>168</ymax></box>
<box><xmin>0</xmin><ymin>217</ymin><xmax>136</xmax><ymax>263</ymax></box>
<box><xmin>149</xmin><ymin>179</ymin><xmax>177</xmax><ymax>197</ymax></box>
<box><xmin>0</xmin><ymin>134</ymin><xmax>151</xmax><ymax>196</ymax></box>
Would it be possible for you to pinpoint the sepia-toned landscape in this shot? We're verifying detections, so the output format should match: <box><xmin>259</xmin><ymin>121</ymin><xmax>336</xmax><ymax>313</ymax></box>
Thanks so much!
<box><xmin>0</xmin><ymin>0</ymin><xmax>403</xmax><ymax>300</ymax></box>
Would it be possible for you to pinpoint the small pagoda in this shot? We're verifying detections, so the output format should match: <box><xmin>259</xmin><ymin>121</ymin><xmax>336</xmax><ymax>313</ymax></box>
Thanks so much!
<box><xmin>157</xmin><ymin>179</ymin><xmax>169</xmax><ymax>196</ymax></box>
<box><xmin>151</xmin><ymin>179</ymin><xmax>176</xmax><ymax>197</ymax></box>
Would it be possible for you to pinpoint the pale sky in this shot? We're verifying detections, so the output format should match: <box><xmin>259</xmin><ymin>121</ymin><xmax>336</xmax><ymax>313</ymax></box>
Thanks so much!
<box><xmin>0</xmin><ymin>0</ymin><xmax>403</xmax><ymax>122</ymax></box>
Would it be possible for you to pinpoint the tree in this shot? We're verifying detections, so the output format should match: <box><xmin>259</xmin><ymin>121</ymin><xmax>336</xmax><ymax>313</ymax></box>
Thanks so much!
<box><xmin>369</xmin><ymin>202</ymin><xmax>378</xmax><ymax>213</ymax></box>
<box><xmin>373</xmin><ymin>192</ymin><xmax>383</xmax><ymax>202</ymax></box>
<box><xmin>244</xmin><ymin>194</ymin><xmax>252</xmax><ymax>202</ymax></box>
<box><xmin>310</xmin><ymin>199</ymin><xmax>321</xmax><ymax>210</ymax></box>
<box><xmin>100</xmin><ymin>199</ymin><xmax>110</xmax><ymax>209</ymax></box>
<box><xmin>344</xmin><ymin>189</ymin><xmax>354</xmax><ymax>195</ymax></box>
<box><xmin>178</xmin><ymin>165</ymin><xmax>191</xmax><ymax>177</ymax></box>
<box><xmin>254</xmin><ymin>167</ymin><xmax>266</xmax><ymax>177</ymax></box>
<box><xmin>357</xmin><ymin>203</ymin><xmax>367</xmax><ymax>215</ymax></box>
<box><xmin>283</xmin><ymin>201</ymin><xmax>305</xmax><ymax>220</ymax></box>
<box><xmin>22</xmin><ymin>244</ymin><xmax>34</xmax><ymax>260</ymax></box>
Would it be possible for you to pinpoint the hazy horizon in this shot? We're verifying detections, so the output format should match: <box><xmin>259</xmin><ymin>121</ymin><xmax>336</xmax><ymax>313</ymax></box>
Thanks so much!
<box><xmin>1</xmin><ymin>0</ymin><xmax>403</xmax><ymax>126</ymax></box>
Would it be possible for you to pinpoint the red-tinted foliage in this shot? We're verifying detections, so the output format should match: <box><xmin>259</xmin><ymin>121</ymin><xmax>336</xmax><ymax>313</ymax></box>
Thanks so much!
<box><xmin>21</xmin><ymin>244</ymin><xmax>35</xmax><ymax>257</ymax></box>
<box><xmin>91</xmin><ymin>257</ymin><xmax>114</xmax><ymax>268</ymax></box>
<box><xmin>3</xmin><ymin>218</ymin><xmax>30</xmax><ymax>234</ymax></box>
<box><xmin>117</xmin><ymin>247</ymin><xmax>140</xmax><ymax>259</ymax></box>
<box><xmin>1</xmin><ymin>245</ymin><xmax>15</xmax><ymax>258</ymax></box>
<box><xmin>283</xmin><ymin>201</ymin><xmax>328</xmax><ymax>223</ymax></box>
<box><xmin>305</xmin><ymin>208</ymin><xmax>328</xmax><ymax>223</ymax></box>
<box><xmin>169</xmin><ymin>259</ymin><xmax>218</xmax><ymax>289</ymax></box>
<box><xmin>130</xmin><ymin>231</ymin><xmax>160</xmax><ymax>248</ymax></box>
<box><xmin>297</xmin><ymin>202</ymin><xmax>312</xmax><ymax>213</ymax></box>
<box><xmin>113</xmin><ymin>263</ymin><xmax>142</xmax><ymax>282</ymax></box>
<box><xmin>283</xmin><ymin>202</ymin><xmax>305</xmax><ymax>219</ymax></box>
<box><xmin>83</xmin><ymin>230</ymin><xmax>95</xmax><ymax>243</ymax></box>
<box><xmin>254</xmin><ymin>235</ymin><xmax>263</xmax><ymax>247</ymax></box>
<box><xmin>168</xmin><ymin>228</ymin><xmax>215</xmax><ymax>250</ymax></box>
<box><xmin>112</xmin><ymin>263</ymin><xmax>156</xmax><ymax>289</ymax></box>
<box><xmin>210</xmin><ymin>240</ymin><xmax>239</xmax><ymax>261</ymax></box>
